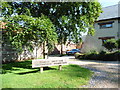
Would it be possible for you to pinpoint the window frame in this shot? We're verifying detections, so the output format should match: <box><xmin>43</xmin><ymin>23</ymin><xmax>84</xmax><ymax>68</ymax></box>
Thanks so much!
<box><xmin>98</xmin><ymin>21</ymin><xmax>114</xmax><ymax>29</ymax></box>
<box><xmin>100</xmin><ymin>23</ymin><xmax>112</xmax><ymax>29</ymax></box>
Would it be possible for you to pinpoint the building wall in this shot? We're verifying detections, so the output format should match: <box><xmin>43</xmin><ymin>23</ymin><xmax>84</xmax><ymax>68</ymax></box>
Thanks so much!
<box><xmin>95</xmin><ymin>19</ymin><xmax>119</xmax><ymax>39</ymax></box>
<box><xmin>81</xmin><ymin>19</ymin><xmax>119</xmax><ymax>53</ymax></box>
<box><xmin>118</xmin><ymin>20</ymin><xmax>120</xmax><ymax>39</ymax></box>
<box><xmin>81</xmin><ymin>35</ymin><xmax>103</xmax><ymax>53</ymax></box>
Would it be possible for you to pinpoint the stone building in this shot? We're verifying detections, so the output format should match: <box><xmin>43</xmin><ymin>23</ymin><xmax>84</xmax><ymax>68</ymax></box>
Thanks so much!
<box><xmin>82</xmin><ymin>4</ymin><xmax>120</xmax><ymax>53</ymax></box>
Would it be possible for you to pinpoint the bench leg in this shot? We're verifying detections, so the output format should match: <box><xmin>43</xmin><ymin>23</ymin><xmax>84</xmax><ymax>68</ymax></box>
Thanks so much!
<box><xmin>59</xmin><ymin>65</ymin><xmax>62</xmax><ymax>70</ymax></box>
<box><xmin>40</xmin><ymin>67</ymin><xmax>43</xmax><ymax>73</ymax></box>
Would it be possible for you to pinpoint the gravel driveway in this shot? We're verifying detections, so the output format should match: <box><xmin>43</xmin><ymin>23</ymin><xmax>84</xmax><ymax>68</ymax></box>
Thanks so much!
<box><xmin>48</xmin><ymin>56</ymin><xmax>120</xmax><ymax>88</ymax></box>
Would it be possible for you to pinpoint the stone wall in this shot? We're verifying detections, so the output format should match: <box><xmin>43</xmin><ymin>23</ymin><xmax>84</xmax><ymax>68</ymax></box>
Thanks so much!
<box><xmin>2</xmin><ymin>33</ymin><xmax>44</xmax><ymax>63</ymax></box>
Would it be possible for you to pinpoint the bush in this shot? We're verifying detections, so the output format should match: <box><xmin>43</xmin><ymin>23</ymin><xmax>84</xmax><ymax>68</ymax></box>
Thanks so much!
<box><xmin>86</xmin><ymin>50</ymin><xmax>98</xmax><ymax>55</ymax></box>
<box><xmin>114</xmin><ymin>50</ymin><xmax>120</xmax><ymax>53</ymax></box>
<box><xmin>117</xmin><ymin>39</ymin><xmax>120</xmax><ymax>49</ymax></box>
<box><xmin>83</xmin><ymin>50</ymin><xmax>98</xmax><ymax>60</ymax></box>
<box><xmin>103</xmin><ymin>39</ymin><xmax>118</xmax><ymax>52</ymax></box>
<box><xmin>74</xmin><ymin>53</ymin><xmax>84</xmax><ymax>59</ymax></box>
<box><xmin>98</xmin><ymin>50</ymin><xmax>107</xmax><ymax>60</ymax></box>
<box><xmin>113</xmin><ymin>50</ymin><xmax>120</xmax><ymax>60</ymax></box>
<box><xmin>99</xmin><ymin>50</ymin><xmax>107</xmax><ymax>55</ymax></box>
<box><xmin>75</xmin><ymin>50</ymin><xmax>119</xmax><ymax>61</ymax></box>
<box><xmin>84</xmin><ymin>54</ymin><xmax>98</xmax><ymax>60</ymax></box>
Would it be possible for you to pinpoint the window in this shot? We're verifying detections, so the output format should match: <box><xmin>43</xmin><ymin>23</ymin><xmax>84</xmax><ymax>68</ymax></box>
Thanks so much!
<box><xmin>100</xmin><ymin>23</ymin><xmax>112</xmax><ymax>28</ymax></box>
<box><xmin>98</xmin><ymin>21</ymin><xmax>114</xmax><ymax>29</ymax></box>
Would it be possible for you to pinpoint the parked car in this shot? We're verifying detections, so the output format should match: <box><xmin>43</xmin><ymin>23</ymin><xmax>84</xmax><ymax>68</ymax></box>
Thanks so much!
<box><xmin>66</xmin><ymin>49</ymin><xmax>81</xmax><ymax>55</ymax></box>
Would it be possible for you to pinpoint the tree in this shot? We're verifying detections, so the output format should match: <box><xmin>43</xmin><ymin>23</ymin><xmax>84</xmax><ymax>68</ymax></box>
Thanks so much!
<box><xmin>2</xmin><ymin>15</ymin><xmax>57</xmax><ymax>58</ymax></box>
<box><xmin>1</xmin><ymin>1</ymin><xmax>102</xmax><ymax>55</ymax></box>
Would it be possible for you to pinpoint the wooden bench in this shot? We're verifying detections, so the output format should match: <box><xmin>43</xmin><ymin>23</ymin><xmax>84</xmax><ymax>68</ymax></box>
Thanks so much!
<box><xmin>32</xmin><ymin>59</ymin><xmax>68</xmax><ymax>73</ymax></box>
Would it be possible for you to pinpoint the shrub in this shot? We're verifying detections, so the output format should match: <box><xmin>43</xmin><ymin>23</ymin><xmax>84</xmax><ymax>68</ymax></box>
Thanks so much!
<box><xmin>114</xmin><ymin>50</ymin><xmax>120</xmax><ymax>53</ymax></box>
<box><xmin>74</xmin><ymin>53</ymin><xmax>84</xmax><ymax>59</ymax></box>
<box><xmin>88</xmin><ymin>50</ymin><xmax>98</xmax><ymax>54</ymax></box>
<box><xmin>117</xmin><ymin>39</ymin><xmax>120</xmax><ymax>49</ymax></box>
<box><xmin>97</xmin><ymin>50</ymin><xmax>106</xmax><ymax>60</ymax></box>
<box><xmin>85</xmin><ymin>50</ymin><xmax>98</xmax><ymax>56</ymax></box>
<box><xmin>83</xmin><ymin>50</ymin><xmax>98</xmax><ymax>60</ymax></box>
<box><xmin>103</xmin><ymin>39</ymin><xmax>118</xmax><ymax>52</ymax></box>
<box><xmin>76</xmin><ymin>50</ymin><xmax>118</xmax><ymax>61</ymax></box>
<box><xmin>113</xmin><ymin>50</ymin><xmax>120</xmax><ymax>60</ymax></box>
<box><xmin>99</xmin><ymin>50</ymin><xmax>106</xmax><ymax>55</ymax></box>
<box><xmin>84</xmin><ymin>54</ymin><xmax>98</xmax><ymax>60</ymax></box>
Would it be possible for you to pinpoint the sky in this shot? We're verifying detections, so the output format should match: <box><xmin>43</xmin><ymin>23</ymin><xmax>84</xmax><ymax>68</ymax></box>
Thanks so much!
<box><xmin>99</xmin><ymin>0</ymin><xmax>120</xmax><ymax>7</ymax></box>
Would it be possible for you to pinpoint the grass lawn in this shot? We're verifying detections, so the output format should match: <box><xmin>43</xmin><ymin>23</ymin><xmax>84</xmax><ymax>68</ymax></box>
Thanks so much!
<box><xmin>1</xmin><ymin>60</ymin><xmax>93</xmax><ymax>88</ymax></box>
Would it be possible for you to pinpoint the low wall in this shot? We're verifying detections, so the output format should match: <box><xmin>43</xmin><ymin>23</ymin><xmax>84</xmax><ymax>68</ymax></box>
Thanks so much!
<box><xmin>2</xmin><ymin>42</ymin><xmax>44</xmax><ymax>63</ymax></box>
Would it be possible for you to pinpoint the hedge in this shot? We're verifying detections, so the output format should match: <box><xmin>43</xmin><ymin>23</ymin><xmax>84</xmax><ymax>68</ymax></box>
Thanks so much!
<box><xmin>75</xmin><ymin>51</ymin><xmax>120</xmax><ymax>61</ymax></box>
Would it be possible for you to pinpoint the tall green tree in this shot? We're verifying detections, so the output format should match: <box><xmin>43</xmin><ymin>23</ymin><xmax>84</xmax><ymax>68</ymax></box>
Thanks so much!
<box><xmin>2</xmin><ymin>15</ymin><xmax>57</xmax><ymax>58</ymax></box>
<box><xmin>1</xmin><ymin>1</ymin><xmax>102</xmax><ymax>54</ymax></box>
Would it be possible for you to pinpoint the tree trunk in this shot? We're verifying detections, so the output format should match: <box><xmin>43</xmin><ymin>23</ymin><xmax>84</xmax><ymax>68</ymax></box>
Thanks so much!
<box><xmin>36</xmin><ymin>46</ymin><xmax>37</xmax><ymax>58</ymax></box>
<box><xmin>61</xmin><ymin>42</ymin><xmax>63</xmax><ymax>55</ymax></box>
<box><xmin>43</xmin><ymin>42</ymin><xmax>45</xmax><ymax>59</ymax></box>
<box><xmin>43</xmin><ymin>41</ymin><xmax>48</xmax><ymax>59</ymax></box>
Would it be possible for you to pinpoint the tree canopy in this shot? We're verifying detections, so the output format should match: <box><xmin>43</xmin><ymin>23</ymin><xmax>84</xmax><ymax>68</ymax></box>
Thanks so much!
<box><xmin>1</xmin><ymin>1</ymin><xmax>102</xmax><ymax>53</ymax></box>
<box><xmin>2</xmin><ymin>14</ymin><xmax>57</xmax><ymax>52</ymax></box>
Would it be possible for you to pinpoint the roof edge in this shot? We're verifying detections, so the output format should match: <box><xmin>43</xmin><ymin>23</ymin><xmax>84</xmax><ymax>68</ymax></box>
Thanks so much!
<box><xmin>102</xmin><ymin>4</ymin><xmax>119</xmax><ymax>8</ymax></box>
<box><xmin>95</xmin><ymin>17</ymin><xmax>120</xmax><ymax>22</ymax></box>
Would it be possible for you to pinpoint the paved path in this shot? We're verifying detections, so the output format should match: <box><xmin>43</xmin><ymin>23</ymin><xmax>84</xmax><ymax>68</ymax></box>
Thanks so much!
<box><xmin>48</xmin><ymin>56</ymin><xmax>119</xmax><ymax>88</ymax></box>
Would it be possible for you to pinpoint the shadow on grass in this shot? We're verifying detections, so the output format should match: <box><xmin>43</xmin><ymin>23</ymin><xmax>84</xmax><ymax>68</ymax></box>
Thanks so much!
<box><xmin>16</xmin><ymin>67</ymin><xmax>57</xmax><ymax>75</ymax></box>
<box><xmin>2</xmin><ymin>60</ymin><xmax>56</xmax><ymax>75</ymax></box>
<box><xmin>3</xmin><ymin>60</ymin><xmax>32</xmax><ymax>69</ymax></box>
